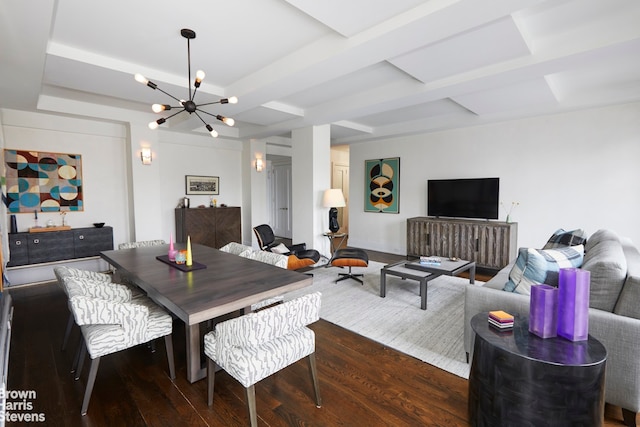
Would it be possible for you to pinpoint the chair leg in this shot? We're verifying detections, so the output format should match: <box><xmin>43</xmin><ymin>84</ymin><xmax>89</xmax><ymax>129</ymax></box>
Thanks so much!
<box><xmin>81</xmin><ymin>357</ymin><xmax>101</xmax><ymax>416</ymax></box>
<box><xmin>245</xmin><ymin>384</ymin><xmax>258</xmax><ymax>427</ymax></box>
<box><xmin>61</xmin><ymin>312</ymin><xmax>75</xmax><ymax>351</ymax></box>
<box><xmin>164</xmin><ymin>335</ymin><xmax>176</xmax><ymax>380</ymax></box>
<box><xmin>308</xmin><ymin>352</ymin><xmax>322</xmax><ymax>408</ymax></box>
<box><xmin>207</xmin><ymin>358</ymin><xmax>215</xmax><ymax>406</ymax></box>
<box><xmin>71</xmin><ymin>337</ymin><xmax>83</xmax><ymax>374</ymax></box>
<box><xmin>75</xmin><ymin>343</ymin><xmax>87</xmax><ymax>381</ymax></box>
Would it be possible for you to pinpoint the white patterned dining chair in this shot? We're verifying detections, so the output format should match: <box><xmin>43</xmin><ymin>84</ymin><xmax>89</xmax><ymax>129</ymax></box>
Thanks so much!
<box><xmin>69</xmin><ymin>292</ymin><xmax>175</xmax><ymax>415</ymax></box>
<box><xmin>204</xmin><ymin>292</ymin><xmax>322</xmax><ymax>426</ymax></box>
<box><xmin>240</xmin><ymin>250</ymin><xmax>289</xmax><ymax>310</ymax></box>
<box><xmin>53</xmin><ymin>266</ymin><xmax>130</xmax><ymax>352</ymax></box>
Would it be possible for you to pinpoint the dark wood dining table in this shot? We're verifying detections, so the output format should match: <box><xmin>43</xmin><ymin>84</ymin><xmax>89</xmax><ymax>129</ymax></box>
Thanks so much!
<box><xmin>101</xmin><ymin>243</ymin><xmax>312</xmax><ymax>383</ymax></box>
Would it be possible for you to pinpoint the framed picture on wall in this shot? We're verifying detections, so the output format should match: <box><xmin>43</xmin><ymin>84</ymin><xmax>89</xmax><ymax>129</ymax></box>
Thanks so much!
<box><xmin>364</xmin><ymin>157</ymin><xmax>400</xmax><ymax>213</ymax></box>
<box><xmin>185</xmin><ymin>175</ymin><xmax>219</xmax><ymax>195</ymax></box>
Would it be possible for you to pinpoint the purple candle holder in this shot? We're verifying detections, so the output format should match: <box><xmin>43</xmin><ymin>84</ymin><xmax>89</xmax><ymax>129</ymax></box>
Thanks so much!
<box><xmin>529</xmin><ymin>284</ymin><xmax>558</xmax><ymax>338</ymax></box>
<box><xmin>557</xmin><ymin>268</ymin><xmax>590</xmax><ymax>341</ymax></box>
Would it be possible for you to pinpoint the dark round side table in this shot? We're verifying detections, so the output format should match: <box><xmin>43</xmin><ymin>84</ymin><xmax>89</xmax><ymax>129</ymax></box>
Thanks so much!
<box><xmin>468</xmin><ymin>312</ymin><xmax>607</xmax><ymax>427</ymax></box>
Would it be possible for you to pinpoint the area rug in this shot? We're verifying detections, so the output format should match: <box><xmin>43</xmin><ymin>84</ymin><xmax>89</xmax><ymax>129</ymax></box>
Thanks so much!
<box><xmin>286</xmin><ymin>261</ymin><xmax>484</xmax><ymax>379</ymax></box>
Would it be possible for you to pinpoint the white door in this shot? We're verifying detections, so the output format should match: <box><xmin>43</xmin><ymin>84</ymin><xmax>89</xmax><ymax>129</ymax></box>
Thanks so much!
<box><xmin>272</xmin><ymin>163</ymin><xmax>292</xmax><ymax>238</ymax></box>
<box><xmin>332</xmin><ymin>163</ymin><xmax>349</xmax><ymax>234</ymax></box>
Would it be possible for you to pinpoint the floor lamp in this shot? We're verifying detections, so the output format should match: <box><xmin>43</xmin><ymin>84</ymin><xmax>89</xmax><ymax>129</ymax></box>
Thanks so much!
<box><xmin>323</xmin><ymin>189</ymin><xmax>346</xmax><ymax>233</ymax></box>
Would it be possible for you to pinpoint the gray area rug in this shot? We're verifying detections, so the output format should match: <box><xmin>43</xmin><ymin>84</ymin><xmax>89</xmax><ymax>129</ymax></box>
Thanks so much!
<box><xmin>286</xmin><ymin>261</ymin><xmax>484</xmax><ymax>379</ymax></box>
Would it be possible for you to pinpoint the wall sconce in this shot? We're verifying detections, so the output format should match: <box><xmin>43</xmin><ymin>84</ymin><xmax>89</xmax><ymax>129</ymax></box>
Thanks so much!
<box><xmin>140</xmin><ymin>148</ymin><xmax>152</xmax><ymax>165</ymax></box>
<box><xmin>255</xmin><ymin>157</ymin><xmax>264</xmax><ymax>172</ymax></box>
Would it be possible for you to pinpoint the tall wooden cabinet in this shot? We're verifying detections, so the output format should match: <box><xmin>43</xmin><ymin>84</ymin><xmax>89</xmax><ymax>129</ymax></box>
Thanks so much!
<box><xmin>175</xmin><ymin>207</ymin><xmax>241</xmax><ymax>249</ymax></box>
<box><xmin>406</xmin><ymin>217</ymin><xmax>517</xmax><ymax>270</ymax></box>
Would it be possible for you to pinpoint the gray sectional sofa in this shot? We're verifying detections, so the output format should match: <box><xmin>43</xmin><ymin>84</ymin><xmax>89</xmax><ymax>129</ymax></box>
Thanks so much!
<box><xmin>464</xmin><ymin>229</ymin><xmax>640</xmax><ymax>425</ymax></box>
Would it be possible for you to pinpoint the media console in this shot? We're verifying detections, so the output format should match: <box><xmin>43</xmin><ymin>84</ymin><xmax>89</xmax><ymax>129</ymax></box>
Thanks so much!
<box><xmin>406</xmin><ymin>217</ymin><xmax>517</xmax><ymax>271</ymax></box>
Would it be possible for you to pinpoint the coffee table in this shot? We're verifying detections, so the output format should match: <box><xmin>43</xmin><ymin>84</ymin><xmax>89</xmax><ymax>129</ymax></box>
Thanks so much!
<box><xmin>380</xmin><ymin>258</ymin><xmax>475</xmax><ymax>310</ymax></box>
<box><xmin>405</xmin><ymin>258</ymin><xmax>476</xmax><ymax>284</ymax></box>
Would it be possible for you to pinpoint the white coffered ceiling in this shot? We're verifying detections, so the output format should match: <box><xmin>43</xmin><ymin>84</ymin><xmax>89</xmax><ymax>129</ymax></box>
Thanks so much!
<box><xmin>1</xmin><ymin>0</ymin><xmax>639</xmax><ymax>144</ymax></box>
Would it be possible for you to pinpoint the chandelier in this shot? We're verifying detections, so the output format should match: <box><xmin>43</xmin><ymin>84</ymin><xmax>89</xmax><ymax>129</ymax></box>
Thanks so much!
<box><xmin>134</xmin><ymin>28</ymin><xmax>237</xmax><ymax>138</ymax></box>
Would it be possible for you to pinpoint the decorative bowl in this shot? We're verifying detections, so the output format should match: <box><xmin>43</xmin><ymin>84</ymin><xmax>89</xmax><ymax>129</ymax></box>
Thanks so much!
<box><xmin>93</xmin><ymin>222</ymin><xmax>105</xmax><ymax>228</ymax></box>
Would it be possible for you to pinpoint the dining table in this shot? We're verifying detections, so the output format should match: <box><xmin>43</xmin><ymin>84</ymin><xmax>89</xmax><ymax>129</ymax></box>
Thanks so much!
<box><xmin>101</xmin><ymin>243</ymin><xmax>312</xmax><ymax>383</ymax></box>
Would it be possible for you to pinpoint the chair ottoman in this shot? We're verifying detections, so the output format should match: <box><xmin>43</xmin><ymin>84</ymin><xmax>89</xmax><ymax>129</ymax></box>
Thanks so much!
<box><xmin>331</xmin><ymin>249</ymin><xmax>369</xmax><ymax>284</ymax></box>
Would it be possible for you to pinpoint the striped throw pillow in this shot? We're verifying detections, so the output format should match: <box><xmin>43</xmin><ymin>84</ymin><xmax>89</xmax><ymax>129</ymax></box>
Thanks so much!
<box><xmin>504</xmin><ymin>245</ymin><xmax>585</xmax><ymax>295</ymax></box>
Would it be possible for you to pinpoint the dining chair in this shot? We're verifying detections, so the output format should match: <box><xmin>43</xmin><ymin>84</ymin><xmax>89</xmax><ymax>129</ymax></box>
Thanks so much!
<box><xmin>204</xmin><ymin>292</ymin><xmax>322</xmax><ymax>426</ymax></box>
<box><xmin>54</xmin><ymin>266</ymin><xmax>131</xmax><ymax>352</ymax></box>
<box><xmin>240</xmin><ymin>250</ymin><xmax>289</xmax><ymax>310</ymax></box>
<box><xmin>117</xmin><ymin>239</ymin><xmax>166</xmax><ymax>250</ymax></box>
<box><xmin>219</xmin><ymin>241</ymin><xmax>253</xmax><ymax>256</ymax></box>
<box><xmin>69</xmin><ymin>292</ymin><xmax>175</xmax><ymax>415</ymax></box>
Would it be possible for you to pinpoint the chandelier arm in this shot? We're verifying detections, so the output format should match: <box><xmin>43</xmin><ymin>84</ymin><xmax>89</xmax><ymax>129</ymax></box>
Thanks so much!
<box><xmin>193</xmin><ymin>112</ymin><xmax>209</xmax><ymax>126</ymax></box>
<box><xmin>161</xmin><ymin>109</ymin><xmax>186</xmax><ymax>122</ymax></box>
<box><xmin>195</xmin><ymin>109</ymin><xmax>222</xmax><ymax>119</ymax></box>
<box><xmin>195</xmin><ymin>101</ymin><xmax>222</xmax><ymax>108</ymax></box>
<box><xmin>154</xmin><ymin>86</ymin><xmax>183</xmax><ymax>104</ymax></box>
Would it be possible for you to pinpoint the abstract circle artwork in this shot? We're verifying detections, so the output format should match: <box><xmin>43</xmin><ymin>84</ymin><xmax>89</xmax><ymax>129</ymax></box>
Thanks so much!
<box><xmin>4</xmin><ymin>150</ymin><xmax>83</xmax><ymax>213</ymax></box>
<box><xmin>365</xmin><ymin>157</ymin><xmax>400</xmax><ymax>213</ymax></box>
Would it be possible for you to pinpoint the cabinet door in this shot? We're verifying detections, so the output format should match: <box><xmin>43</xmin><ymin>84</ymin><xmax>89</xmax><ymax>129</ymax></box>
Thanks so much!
<box><xmin>7</xmin><ymin>234</ymin><xmax>29</xmax><ymax>267</ymax></box>
<box><xmin>184</xmin><ymin>209</ymin><xmax>217</xmax><ymax>248</ymax></box>
<box><xmin>28</xmin><ymin>231</ymin><xmax>74</xmax><ymax>264</ymax></box>
<box><xmin>215</xmin><ymin>207</ymin><xmax>241</xmax><ymax>249</ymax></box>
<box><xmin>74</xmin><ymin>227</ymin><xmax>114</xmax><ymax>258</ymax></box>
<box><xmin>476</xmin><ymin>224</ymin><xmax>512</xmax><ymax>269</ymax></box>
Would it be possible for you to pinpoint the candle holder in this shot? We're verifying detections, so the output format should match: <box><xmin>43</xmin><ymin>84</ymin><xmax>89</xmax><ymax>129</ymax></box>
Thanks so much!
<box><xmin>529</xmin><ymin>284</ymin><xmax>558</xmax><ymax>338</ymax></box>
<box><xmin>557</xmin><ymin>268</ymin><xmax>591</xmax><ymax>341</ymax></box>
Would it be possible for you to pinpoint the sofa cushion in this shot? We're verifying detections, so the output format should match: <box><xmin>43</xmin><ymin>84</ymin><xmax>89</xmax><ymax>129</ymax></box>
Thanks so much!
<box><xmin>582</xmin><ymin>231</ymin><xmax>627</xmax><ymax>312</ymax></box>
<box><xmin>504</xmin><ymin>245</ymin><xmax>584</xmax><ymax>295</ymax></box>
<box><xmin>543</xmin><ymin>228</ymin><xmax>588</xmax><ymax>249</ymax></box>
<box><xmin>614</xmin><ymin>238</ymin><xmax>640</xmax><ymax>319</ymax></box>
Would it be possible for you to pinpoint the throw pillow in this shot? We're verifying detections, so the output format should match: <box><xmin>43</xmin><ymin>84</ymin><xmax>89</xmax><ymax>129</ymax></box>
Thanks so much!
<box><xmin>504</xmin><ymin>245</ymin><xmax>585</xmax><ymax>295</ymax></box>
<box><xmin>270</xmin><ymin>243</ymin><xmax>290</xmax><ymax>254</ymax></box>
<box><xmin>543</xmin><ymin>228</ymin><xmax>587</xmax><ymax>249</ymax></box>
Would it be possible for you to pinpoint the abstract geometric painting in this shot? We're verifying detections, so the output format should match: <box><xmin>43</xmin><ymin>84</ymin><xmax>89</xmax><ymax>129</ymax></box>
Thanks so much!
<box><xmin>365</xmin><ymin>157</ymin><xmax>400</xmax><ymax>213</ymax></box>
<box><xmin>4</xmin><ymin>150</ymin><xmax>83</xmax><ymax>213</ymax></box>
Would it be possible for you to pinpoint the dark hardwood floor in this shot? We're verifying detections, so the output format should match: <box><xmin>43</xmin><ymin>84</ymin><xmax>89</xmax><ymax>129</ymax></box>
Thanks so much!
<box><xmin>5</xmin><ymin>247</ymin><xmax>632</xmax><ymax>426</ymax></box>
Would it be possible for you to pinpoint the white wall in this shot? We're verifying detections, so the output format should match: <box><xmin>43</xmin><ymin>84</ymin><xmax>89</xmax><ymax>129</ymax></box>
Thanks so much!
<box><xmin>1</xmin><ymin>109</ymin><xmax>245</xmax><ymax>254</ymax></box>
<box><xmin>1</xmin><ymin>110</ymin><xmax>130</xmax><ymax>245</ymax></box>
<box><xmin>349</xmin><ymin>102</ymin><xmax>640</xmax><ymax>254</ymax></box>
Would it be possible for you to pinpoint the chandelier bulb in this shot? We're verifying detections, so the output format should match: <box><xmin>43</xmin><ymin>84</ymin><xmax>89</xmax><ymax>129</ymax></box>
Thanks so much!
<box><xmin>152</xmin><ymin>104</ymin><xmax>169</xmax><ymax>113</ymax></box>
<box><xmin>148</xmin><ymin>121</ymin><xmax>159</xmax><ymax>130</ymax></box>
<box><xmin>228</xmin><ymin>96</ymin><xmax>238</xmax><ymax>104</ymax></box>
<box><xmin>135</xmin><ymin>73</ymin><xmax>148</xmax><ymax>84</ymax></box>
<box><xmin>206</xmin><ymin>124</ymin><xmax>218</xmax><ymax>138</ymax></box>
<box><xmin>223</xmin><ymin>117</ymin><xmax>235</xmax><ymax>127</ymax></box>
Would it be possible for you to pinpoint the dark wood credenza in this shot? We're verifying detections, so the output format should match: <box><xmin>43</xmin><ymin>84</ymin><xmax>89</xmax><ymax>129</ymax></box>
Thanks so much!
<box><xmin>175</xmin><ymin>207</ymin><xmax>241</xmax><ymax>249</ymax></box>
<box><xmin>406</xmin><ymin>217</ymin><xmax>517</xmax><ymax>270</ymax></box>
<box><xmin>7</xmin><ymin>226</ymin><xmax>114</xmax><ymax>267</ymax></box>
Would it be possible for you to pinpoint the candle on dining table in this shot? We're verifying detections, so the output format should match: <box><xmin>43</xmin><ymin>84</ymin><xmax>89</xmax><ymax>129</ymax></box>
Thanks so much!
<box><xmin>186</xmin><ymin>235</ymin><xmax>193</xmax><ymax>266</ymax></box>
<box><xmin>557</xmin><ymin>267</ymin><xmax>590</xmax><ymax>341</ymax></box>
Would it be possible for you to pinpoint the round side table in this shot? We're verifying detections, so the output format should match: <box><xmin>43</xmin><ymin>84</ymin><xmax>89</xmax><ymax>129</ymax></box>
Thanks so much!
<box><xmin>468</xmin><ymin>312</ymin><xmax>607</xmax><ymax>427</ymax></box>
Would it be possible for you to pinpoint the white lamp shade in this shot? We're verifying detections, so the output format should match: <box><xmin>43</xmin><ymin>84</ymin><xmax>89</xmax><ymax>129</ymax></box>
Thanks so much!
<box><xmin>323</xmin><ymin>189</ymin><xmax>346</xmax><ymax>208</ymax></box>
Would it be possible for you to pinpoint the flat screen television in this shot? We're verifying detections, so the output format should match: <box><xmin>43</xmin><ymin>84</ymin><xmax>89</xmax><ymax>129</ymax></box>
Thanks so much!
<box><xmin>427</xmin><ymin>178</ymin><xmax>499</xmax><ymax>220</ymax></box>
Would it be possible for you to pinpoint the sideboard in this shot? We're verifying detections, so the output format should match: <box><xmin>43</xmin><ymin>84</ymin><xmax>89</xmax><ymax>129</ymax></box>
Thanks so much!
<box><xmin>175</xmin><ymin>207</ymin><xmax>241</xmax><ymax>249</ymax></box>
<box><xmin>406</xmin><ymin>217</ymin><xmax>517</xmax><ymax>270</ymax></box>
<box><xmin>7</xmin><ymin>226</ymin><xmax>114</xmax><ymax>267</ymax></box>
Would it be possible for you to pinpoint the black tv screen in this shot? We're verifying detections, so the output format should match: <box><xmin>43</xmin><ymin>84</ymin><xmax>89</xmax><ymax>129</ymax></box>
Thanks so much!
<box><xmin>427</xmin><ymin>178</ymin><xmax>499</xmax><ymax>220</ymax></box>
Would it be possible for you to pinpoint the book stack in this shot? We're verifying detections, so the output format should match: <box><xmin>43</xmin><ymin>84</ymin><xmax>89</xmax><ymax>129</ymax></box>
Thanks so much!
<box><xmin>488</xmin><ymin>310</ymin><xmax>514</xmax><ymax>330</ymax></box>
<box><xmin>419</xmin><ymin>256</ymin><xmax>441</xmax><ymax>266</ymax></box>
